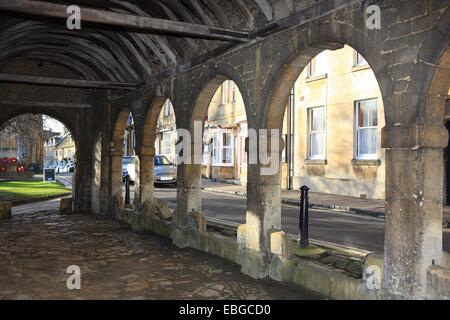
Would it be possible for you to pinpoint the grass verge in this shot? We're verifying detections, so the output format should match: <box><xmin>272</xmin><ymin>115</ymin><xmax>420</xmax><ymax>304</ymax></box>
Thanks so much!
<box><xmin>0</xmin><ymin>179</ymin><xmax>71</xmax><ymax>204</ymax></box>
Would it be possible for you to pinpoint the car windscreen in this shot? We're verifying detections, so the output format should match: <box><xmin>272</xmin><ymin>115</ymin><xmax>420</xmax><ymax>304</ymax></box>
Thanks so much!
<box><xmin>155</xmin><ymin>156</ymin><xmax>171</xmax><ymax>166</ymax></box>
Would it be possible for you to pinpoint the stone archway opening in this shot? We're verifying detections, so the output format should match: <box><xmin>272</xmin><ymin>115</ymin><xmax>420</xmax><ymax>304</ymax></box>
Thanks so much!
<box><xmin>173</xmin><ymin>75</ymin><xmax>251</xmax><ymax>248</ymax></box>
<box><xmin>264</xmin><ymin>44</ymin><xmax>389</xmax><ymax>255</ymax></box>
<box><xmin>0</xmin><ymin>113</ymin><xmax>76</xmax><ymax>203</ymax></box>
<box><xmin>140</xmin><ymin>97</ymin><xmax>177</xmax><ymax>220</ymax></box>
<box><xmin>111</xmin><ymin>109</ymin><xmax>138</xmax><ymax>213</ymax></box>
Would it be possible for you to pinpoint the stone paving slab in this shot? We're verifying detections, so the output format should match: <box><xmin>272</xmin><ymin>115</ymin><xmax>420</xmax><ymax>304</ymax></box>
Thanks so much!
<box><xmin>201</xmin><ymin>179</ymin><xmax>450</xmax><ymax>222</ymax></box>
<box><xmin>0</xmin><ymin>210</ymin><xmax>322</xmax><ymax>300</ymax></box>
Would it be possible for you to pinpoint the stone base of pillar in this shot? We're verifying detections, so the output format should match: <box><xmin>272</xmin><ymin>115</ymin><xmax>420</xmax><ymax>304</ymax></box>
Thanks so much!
<box><xmin>238</xmin><ymin>247</ymin><xmax>270</xmax><ymax>279</ymax></box>
<box><xmin>0</xmin><ymin>202</ymin><xmax>12</xmax><ymax>221</ymax></box>
<box><xmin>172</xmin><ymin>226</ymin><xmax>189</xmax><ymax>248</ymax></box>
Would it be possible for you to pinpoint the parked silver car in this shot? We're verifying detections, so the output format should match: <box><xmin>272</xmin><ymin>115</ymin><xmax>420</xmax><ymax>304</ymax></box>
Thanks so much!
<box><xmin>154</xmin><ymin>155</ymin><xmax>177</xmax><ymax>185</ymax></box>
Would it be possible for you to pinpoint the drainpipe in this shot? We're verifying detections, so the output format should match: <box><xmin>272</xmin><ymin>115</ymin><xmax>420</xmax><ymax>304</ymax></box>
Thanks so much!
<box><xmin>287</xmin><ymin>88</ymin><xmax>295</xmax><ymax>190</ymax></box>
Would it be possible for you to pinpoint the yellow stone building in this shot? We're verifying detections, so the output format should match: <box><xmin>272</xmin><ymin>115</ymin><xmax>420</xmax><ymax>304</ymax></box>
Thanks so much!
<box><xmin>202</xmin><ymin>80</ymin><xmax>248</xmax><ymax>185</ymax></box>
<box><xmin>155</xmin><ymin>99</ymin><xmax>177</xmax><ymax>163</ymax></box>
<box><xmin>282</xmin><ymin>45</ymin><xmax>385</xmax><ymax>199</ymax></box>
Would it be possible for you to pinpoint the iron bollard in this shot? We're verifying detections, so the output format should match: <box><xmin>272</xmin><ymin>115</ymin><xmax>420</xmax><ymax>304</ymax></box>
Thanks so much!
<box><xmin>125</xmin><ymin>174</ymin><xmax>131</xmax><ymax>206</ymax></box>
<box><xmin>299</xmin><ymin>185</ymin><xmax>310</xmax><ymax>248</ymax></box>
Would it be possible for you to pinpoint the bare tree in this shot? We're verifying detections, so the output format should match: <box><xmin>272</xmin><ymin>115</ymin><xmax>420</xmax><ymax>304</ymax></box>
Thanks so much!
<box><xmin>1</xmin><ymin>114</ymin><xmax>51</xmax><ymax>141</ymax></box>
<box><xmin>0</xmin><ymin>114</ymin><xmax>53</xmax><ymax>161</ymax></box>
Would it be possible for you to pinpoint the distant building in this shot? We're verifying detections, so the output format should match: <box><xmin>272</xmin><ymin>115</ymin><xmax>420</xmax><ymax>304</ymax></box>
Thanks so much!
<box><xmin>202</xmin><ymin>80</ymin><xmax>248</xmax><ymax>185</ymax></box>
<box><xmin>44</xmin><ymin>129</ymin><xmax>76</xmax><ymax>167</ymax></box>
<box><xmin>155</xmin><ymin>99</ymin><xmax>177</xmax><ymax>163</ymax></box>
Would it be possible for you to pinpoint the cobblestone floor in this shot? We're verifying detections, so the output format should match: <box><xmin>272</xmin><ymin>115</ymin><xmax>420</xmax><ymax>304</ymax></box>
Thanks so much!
<box><xmin>0</xmin><ymin>210</ymin><xmax>322</xmax><ymax>300</ymax></box>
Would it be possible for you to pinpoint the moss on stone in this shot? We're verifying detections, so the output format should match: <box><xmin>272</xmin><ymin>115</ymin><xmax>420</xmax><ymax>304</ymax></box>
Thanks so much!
<box><xmin>293</xmin><ymin>246</ymin><xmax>328</xmax><ymax>259</ymax></box>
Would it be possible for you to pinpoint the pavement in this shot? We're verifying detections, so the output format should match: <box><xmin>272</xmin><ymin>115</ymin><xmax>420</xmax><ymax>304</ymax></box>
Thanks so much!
<box><xmin>0</xmin><ymin>210</ymin><xmax>321</xmax><ymax>300</ymax></box>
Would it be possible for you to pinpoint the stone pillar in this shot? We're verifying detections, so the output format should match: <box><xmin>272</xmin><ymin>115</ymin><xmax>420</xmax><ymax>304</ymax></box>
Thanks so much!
<box><xmin>99</xmin><ymin>104</ymin><xmax>112</xmax><ymax>216</ymax></box>
<box><xmin>172</xmin><ymin>162</ymin><xmax>202</xmax><ymax>248</ymax></box>
<box><xmin>140</xmin><ymin>146</ymin><xmax>155</xmax><ymax>219</ymax></box>
<box><xmin>72</xmin><ymin>115</ymin><xmax>94</xmax><ymax>213</ymax></box>
<box><xmin>110</xmin><ymin>148</ymin><xmax>124</xmax><ymax>216</ymax></box>
<box><xmin>239</xmin><ymin>132</ymin><xmax>283</xmax><ymax>278</ymax></box>
<box><xmin>382</xmin><ymin>124</ymin><xmax>447</xmax><ymax>299</ymax></box>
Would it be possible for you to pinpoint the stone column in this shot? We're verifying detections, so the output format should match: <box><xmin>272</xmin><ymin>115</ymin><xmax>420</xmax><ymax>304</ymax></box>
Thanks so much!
<box><xmin>72</xmin><ymin>114</ymin><xmax>93</xmax><ymax>213</ymax></box>
<box><xmin>239</xmin><ymin>132</ymin><xmax>284</xmax><ymax>278</ymax></box>
<box><xmin>99</xmin><ymin>103</ymin><xmax>112</xmax><ymax>216</ymax></box>
<box><xmin>382</xmin><ymin>124</ymin><xmax>447</xmax><ymax>298</ymax></box>
<box><xmin>172</xmin><ymin>162</ymin><xmax>202</xmax><ymax>248</ymax></box>
<box><xmin>140</xmin><ymin>146</ymin><xmax>155</xmax><ymax>219</ymax></box>
<box><xmin>110</xmin><ymin>146</ymin><xmax>124</xmax><ymax>216</ymax></box>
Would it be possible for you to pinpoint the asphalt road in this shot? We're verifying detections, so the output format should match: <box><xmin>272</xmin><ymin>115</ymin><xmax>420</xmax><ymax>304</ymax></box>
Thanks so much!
<box><xmin>154</xmin><ymin>187</ymin><xmax>450</xmax><ymax>254</ymax></box>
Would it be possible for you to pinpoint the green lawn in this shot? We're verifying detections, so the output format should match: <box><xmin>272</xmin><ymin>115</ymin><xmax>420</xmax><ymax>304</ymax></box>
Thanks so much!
<box><xmin>0</xmin><ymin>179</ymin><xmax>71</xmax><ymax>203</ymax></box>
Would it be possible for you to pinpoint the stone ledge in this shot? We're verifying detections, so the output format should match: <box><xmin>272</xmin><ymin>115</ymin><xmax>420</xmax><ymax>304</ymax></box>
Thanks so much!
<box><xmin>305</xmin><ymin>159</ymin><xmax>328</xmax><ymax>165</ymax></box>
<box><xmin>351</xmin><ymin>159</ymin><xmax>381</xmax><ymax>166</ymax></box>
<box><xmin>305</xmin><ymin>73</ymin><xmax>328</xmax><ymax>83</ymax></box>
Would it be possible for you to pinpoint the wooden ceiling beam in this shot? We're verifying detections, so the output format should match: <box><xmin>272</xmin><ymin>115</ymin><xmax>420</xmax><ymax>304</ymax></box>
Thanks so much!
<box><xmin>0</xmin><ymin>0</ymin><xmax>252</xmax><ymax>42</ymax></box>
<box><xmin>0</xmin><ymin>73</ymin><xmax>140</xmax><ymax>90</ymax></box>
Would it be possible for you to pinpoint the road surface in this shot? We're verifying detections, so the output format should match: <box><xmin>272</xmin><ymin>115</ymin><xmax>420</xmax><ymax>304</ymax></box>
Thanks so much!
<box><xmin>154</xmin><ymin>187</ymin><xmax>450</xmax><ymax>254</ymax></box>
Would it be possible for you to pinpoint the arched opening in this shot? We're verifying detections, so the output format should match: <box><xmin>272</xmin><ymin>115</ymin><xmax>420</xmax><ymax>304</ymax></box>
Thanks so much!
<box><xmin>141</xmin><ymin>97</ymin><xmax>178</xmax><ymax>219</ymax></box>
<box><xmin>173</xmin><ymin>75</ymin><xmax>251</xmax><ymax>247</ymax></box>
<box><xmin>111</xmin><ymin>109</ymin><xmax>138</xmax><ymax>213</ymax></box>
<box><xmin>264</xmin><ymin>45</ymin><xmax>387</xmax><ymax>253</ymax></box>
<box><xmin>0</xmin><ymin>113</ymin><xmax>75</xmax><ymax>205</ymax></box>
<box><xmin>429</xmin><ymin>45</ymin><xmax>450</xmax><ymax>255</ymax></box>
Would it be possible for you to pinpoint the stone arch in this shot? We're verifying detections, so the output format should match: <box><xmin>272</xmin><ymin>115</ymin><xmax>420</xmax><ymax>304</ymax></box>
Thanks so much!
<box><xmin>261</xmin><ymin>22</ymin><xmax>389</xmax><ymax>130</ymax></box>
<box><xmin>243</xmin><ymin>21</ymin><xmax>391</xmax><ymax>279</ymax></box>
<box><xmin>0</xmin><ymin>107</ymin><xmax>79</xmax><ymax>142</ymax></box>
<box><xmin>185</xmin><ymin>63</ymin><xmax>255</xmax><ymax>130</ymax></box>
<box><xmin>0</xmin><ymin>111</ymin><xmax>79</xmax><ymax>205</ymax></box>
<box><xmin>172</xmin><ymin>66</ymin><xmax>253</xmax><ymax>248</ymax></box>
<box><xmin>139</xmin><ymin>96</ymin><xmax>174</xmax><ymax>218</ymax></box>
<box><xmin>110</xmin><ymin>107</ymin><xmax>137</xmax><ymax>214</ymax></box>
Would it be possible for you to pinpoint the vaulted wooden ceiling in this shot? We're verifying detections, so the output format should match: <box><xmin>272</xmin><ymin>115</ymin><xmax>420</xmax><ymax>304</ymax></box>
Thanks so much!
<box><xmin>0</xmin><ymin>0</ymin><xmax>283</xmax><ymax>86</ymax></box>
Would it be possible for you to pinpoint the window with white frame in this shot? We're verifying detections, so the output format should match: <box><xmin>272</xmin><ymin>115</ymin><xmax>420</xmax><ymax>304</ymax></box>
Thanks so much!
<box><xmin>230</xmin><ymin>81</ymin><xmax>236</xmax><ymax>102</ymax></box>
<box><xmin>308</xmin><ymin>106</ymin><xmax>326</xmax><ymax>160</ymax></box>
<box><xmin>212</xmin><ymin>130</ymin><xmax>234</xmax><ymax>166</ymax></box>
<box><xmin>163</xmin><ymin>100</ymin><xmax>173</xmax><ymax>117</ymax></box>
<box><xmin>355</xmin><ymin>99</ymin><xmax>378</xmax><ymax>159</ymax></box>
<box><xmin>307</xmin><ymin>51</ymin><xmax>328</xmax><ymax>78</ymax></box>
<box><xmin>221</xmin><ymin>81</ymin><xmax>229</xmax><ymax>105</ymax></box>
<box><xmin>354</xmin><ymin>51</ymin><xmax>368</xmax><ymax>66</ymax></box>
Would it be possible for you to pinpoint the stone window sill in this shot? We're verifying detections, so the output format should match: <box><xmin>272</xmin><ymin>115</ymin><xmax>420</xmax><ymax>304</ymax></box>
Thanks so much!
<box><xmin>305</xmin><ymin>73</ymin><xmax>328</xmax><ymax>83</ymax></box>
<box><xmin>305</xmin><ymin>159</ymin><xmax>327</xmax><ymax>165</ymax></box>
<box><xmin>351</xmin><ymin>159</ymin><xmax>381</xmax><ymax>166</ymax></box>
<box><xmin>351</xmin><ymin>64</ymin><xmax>370</xmax><ymax>72</ymax></box>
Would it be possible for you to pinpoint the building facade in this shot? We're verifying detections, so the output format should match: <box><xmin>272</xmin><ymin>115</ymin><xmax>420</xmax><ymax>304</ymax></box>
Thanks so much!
<box><xmin>202</xmin><ymin>80</ymin><xmax>248</xmax><ymax>185</ymax></box>
<box><xmin>44</xmin><ymin>130</ymin><xmax>76</xmax><ymax>167</ymax></box>
<box><xmin>282</xmin><ymin>45</ymin><xmax>385</xmax><ymax>199</ymax></box>
<box><xmin>155</xmin><ymin>99</ymin><xmax>177</xmax><ymax>163</ymax></box>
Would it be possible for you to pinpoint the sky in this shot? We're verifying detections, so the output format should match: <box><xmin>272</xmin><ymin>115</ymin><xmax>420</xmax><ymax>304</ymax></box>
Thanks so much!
<box><xmin>43</xmin><ymin>117</ymin><xmax>65</xmax><ymax>134</ymax></box>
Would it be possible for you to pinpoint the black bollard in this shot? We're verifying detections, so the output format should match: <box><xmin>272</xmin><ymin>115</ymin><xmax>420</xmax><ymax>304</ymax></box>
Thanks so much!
<box><xmin>299</xmin><ymin>185</ymin><xmax>310</xmax><ymax>248</ymax></box>
<box><xmin>125</xmin><ymin>174</ymin><xmax>131</xmax><ymax>206</ymax></box>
